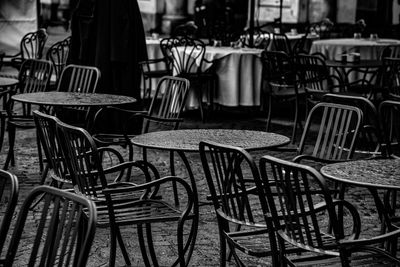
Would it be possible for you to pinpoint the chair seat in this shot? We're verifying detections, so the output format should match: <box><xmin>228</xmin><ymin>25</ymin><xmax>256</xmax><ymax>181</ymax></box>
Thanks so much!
<box><xmin>143</xmin><ymin>69</ymin><xmax>172</xmax><ymax>78</ymax></box>
<box><xmin>92</xmin><ymin>133</ymin><xmax>131</xmax><ymax>147</ymax></box>
<box><xmin>270</xmin><ymin>83</ymin><xmax>306</xmax><ymax>97</ymax></box>
<box><xmin>225</xmin><ymin>228</ymin><xmax>272</xmax><ymax>257</ymax></box>
<box><xmin>8</xmin><ymin>118</ymin><xmax>35</xmax><ymax>128</ymax></box>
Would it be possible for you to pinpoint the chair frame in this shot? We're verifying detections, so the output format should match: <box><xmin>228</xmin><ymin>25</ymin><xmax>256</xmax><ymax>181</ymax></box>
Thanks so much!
<box><xmin>46</xmin><ymin>36</ymin><xmax>71</xmax><ymax>88</ymax></box>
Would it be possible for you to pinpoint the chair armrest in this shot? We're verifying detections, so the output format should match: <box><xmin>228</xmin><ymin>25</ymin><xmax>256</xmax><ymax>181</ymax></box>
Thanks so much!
<box><xmin>339</xmin><ymin>226</ymin><xmax>400</xmax><ymax>247</ymax></box>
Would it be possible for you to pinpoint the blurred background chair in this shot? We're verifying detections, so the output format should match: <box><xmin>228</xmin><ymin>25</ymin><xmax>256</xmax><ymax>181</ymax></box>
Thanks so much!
<box><xmin>381</xmin><ymin>57</ymin><xmax>400</xmax><ymax>101</ymax></box>
<box><xmin>57</xmin><ymin>120</ymin><xmax>196</xmax><ymax>267</ymax></box>
<box><xmin>4</xmin><ymin>59</ymin><xmax>53</xmax><ymax>170</ymax></box>
<box><xmin>1</xmin><ymin>186</ymin><xmax>97</xmax><ymax>267</ymax></box>
<box><xmin>261</xmin><ymin>50</ymin><xmax>304</xmax><ymax>144</ymax></box>
<box><xmin>271</xmin><ymin>33</ymin><xmax>292</xmax><ymax>55</ymax></box>
<box><xmin>2</xmin><ymin>28</ymin><xmax>48</xmax><ymax>72</ymax></box>
<box><xmin>46</xmin><ymin>36</ymin><xmax>71</xmax><ymax>90</ymax></box>
<box><xmin>0</xmin><ymin>170</ymin><xmax>18</xmax><ymax>259</ymax></box>
<box><xmin>164</xmin><ymin>36</ymin><xmax>217</xmax><ymax>122</ymax></box>
<box><xmin>199</xmin><ymin>140</ymin><xmax>278</xmax><ymax>267</ymax></box>
<box><xmin>172</xmin><ymin>21</ymin><xmax>199</xmax><ymax>38</ymax></box>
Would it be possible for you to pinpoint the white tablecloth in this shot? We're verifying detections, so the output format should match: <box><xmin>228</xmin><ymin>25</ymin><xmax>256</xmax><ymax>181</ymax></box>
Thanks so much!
<box><xmin>310</xmin><ymin>38</ymin><xmax>400</xmax><ymax>60</ymax></box>
<box><xmin>175</xmin><ymin>46</ymin><xmax>263</xmax><ymax>107</ymax></box>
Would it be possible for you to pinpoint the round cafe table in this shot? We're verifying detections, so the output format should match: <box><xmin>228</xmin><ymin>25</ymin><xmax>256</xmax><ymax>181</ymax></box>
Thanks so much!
<box><xmin>131</xmin><ymin>128</ymin><xmax>290</xmax><ymax>266</ymax></box>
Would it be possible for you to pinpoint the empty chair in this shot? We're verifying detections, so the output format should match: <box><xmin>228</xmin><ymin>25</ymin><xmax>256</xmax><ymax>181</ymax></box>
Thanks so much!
<box><xmin>163</xmin><ymin>36</ymin><xmax>217</xmax><ymax>121</ymax></box>
<box><xmin>294</xmin><ymin>102</ymin><xmax>363</xmax><ymax>166</ymax></box>
<box><xmin>0</xmin><ymin>170</ymin><xmax>18</xmax><ymax>259</ymax></box>
<box><xmin>55</xmin><ymin>64</ymin><xmax>100</xmax><ymax>126</ymax></box>
<box><xmin>3</xmin><ymin>28</ymin><xmax>48</xmax><ymax>71</ymax></box>
<box><xmin>91</xmin><ymin>76</ymin><xmax>190</xmax><ymax>162</ymax></box>
<box><xmin>172</xmin><ymin>21</ymin><xmax>199</xmax><ymax>38</ymax></box>
<box><xmin>1</xmin><ymin>186</ymin><xmax>97</xmax><ymax>266</ymax></box>
<box><xmin>271</xmin><ymin>33</ymin><xmax>292</xmax><ymax>55</ymax></box>
<box><xmin>256</xmin><ymin>155</ymin><xmax>400</xmax><ymax>266</ymax></box>
<box><xmin>379</xmin><ymin>100</ymin><xmax>400</xmax><ymax>157</ymax></box>
<box><xmin>381</xmin><ymin>57</ymin><xmax>400</xmax><ymax>100</ymax></box>
<box><xmin>4</xmin><ymin>59</ymin><xmax>53</xmax><ymax>170</ymax></box>
<box><xmin>46</xmin><ymin>36</ymin><xmax>71</xmax><ymax>88</ymax></box>
<box><xmin>199</xmin><ymin>140</ymin><xmax>278</xmax><ymax>266</ymax></box>
<box><xmin>261</xmin><ymin>50</ymin><xmax>304</xmax><ymax>143</ymax></box>
<box><xmin>57</xmin><ymin>120</ymin><xmax>196</xmax><ymax>267</ymax></box>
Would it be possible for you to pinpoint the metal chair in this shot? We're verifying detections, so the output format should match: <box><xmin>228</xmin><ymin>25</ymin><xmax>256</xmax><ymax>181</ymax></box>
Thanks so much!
<box><xmin>163</xmin><ymin>36</ymin><xmax>217</xmax><ymax>122</ymax></box>
<box><xmin>1</xmin><ymin>186</ymin><xmax>97</xmax><ymax>267</ymax></box>
<box><xmin>257</xmin><ymin>155</ymin><xmax>400</xmax><ymax>266</ymax></box>
<box><xmin>0</xmin><ymin>170</ymin><xmax>18</xmax><ymax>259</ymax></box>
<box><xmin>261</xmin><ymin>50</ymin><xmax>304</xmax><ymax>144</ymax></box>
<box><xmin>4</xmin><ymin>59</ymin><xmax>53</xmax><ymax>170</ymax></box>
<box><xmin>3</xmin><ymin>28</ymin><xmax>48</xmax><ymax>71</ymax></box>
<box><xmin>381</xmin><ymin>57</ymin><xmax>400</xmax><ymax>101</ymax></box>
<box><xmin>55</xmin><ymin>64</ymin><xmax>100</xmax><ymax>127</ymax></box>
<box><xmin>91</xmin><ymin>76</ymin><xmax>190</xmax><ymax>162</ymax></box>
<box><xmin>294</xmin><ymin>102</ymin><xmax>363</xmax><ymax>165</ymax></box>
<box><xmin>139</xmin><ymin>38</ymin><xmax>173</xmax><ymax>104</ymax></box>
<box><xmin>271</xmin><ymin>33</ymin><xmax>292</xmax><ymax>55</ymax></box>
<box><xmin>199</xmin><ymin>140</ymin><xmax>278</xmax><ymax>267</ymax></box>
<box><xmin>56</xmin><ymin>120</ymin><xmax>196</xmax><ymax>267</ymax></box>
<box><xmin>46</xmin><ymin>36</ymin><xmax>71</xmax><ymax>89</ymax></box>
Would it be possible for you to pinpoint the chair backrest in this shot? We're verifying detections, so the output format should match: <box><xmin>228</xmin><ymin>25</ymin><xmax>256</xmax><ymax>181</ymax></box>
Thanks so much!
<box><xmin>20</xmin><ymin>28</ymin><xmax>48</xmax><ymax>60</ymax></box>
<box><xmin>239</xmin><ymin>28</ymin><xmax>271</xmax><ymax>49</ymax></box>
<box><xmin>56</xmin><ymin>120</ymin><xmax>108</xmax><ymax>199</ymax></box>
<box><xmin>162</xmin><ymin>37</ymin><xmax>206</xmax><ymax>75</ymax></box>
<box><xmin>33</xmin><ymin>110</ymin><xmax>71</xmax><ymax>185</ymax></box>
<box><xmin>46</xmin><ymin>36</ymin><xmax>71</xmax><ymax>84</ymax></box>
<box><xmin>0</xmin><ymin>170</ymin><xmax>18</xmax><ymax>258</ymax></box>
<box><xmin>297</xmin><ymin>102</ymin><xmax>363</xmax><ymax>162</ymax></box>
<box><xmin>257</xmin><ymin>155</ymin><xmax>344</xmax><ymax>256</ymax></box>
<box><xmin>295</xmin><ymin>53</ymin><xmax>333</xmax><ymax>94</ymax></box>
<box><xmin>271</xmin><ymin>33</ymin><xmax>292</xmax><ymax>55</ymax></box>
<box><xmin>172</xmin><ymin>21</ymin><xmax>198</xmax><ymax>38</ymax></box>
<box><xmin>381</xmin><ymin>57</ymin><xmax>400</xmax><ymax>99</ymax></box>
<box><xmin>56</xmin><ymin>64</ymin><xmax>100</xmax><ymax>94</ymax></box>
<box><xmin>4</xmin><ymin>186</ymin><xmax>96</xmax><ymax>266</ymax></box>
<box><xmin>261</xmin><ymin>50</ymin><xmax>296</xmax><ymax>89</ymax></box>
<box><xmin>199</xmin><ymin>140</ymin><xmax>272</xmax><ymax>232</ymax></box>
<box><xmin>378</xmin><ymin>100</ymin><xmax>400</xmax><ymax>157</ymax></box>
<box><xmin>322</xmin><ymin>93</ymin><xmax>382</xmax><ymax>157</ymax></box>
<box><xmin>143</xmin><ymin>76</ymin><xmax>190</xmax><ymax>133</ymax></box>
<box><xmin>18</xmin><ymin>58</ymin><xmax>53</xmax><ymax>94</ymax></box>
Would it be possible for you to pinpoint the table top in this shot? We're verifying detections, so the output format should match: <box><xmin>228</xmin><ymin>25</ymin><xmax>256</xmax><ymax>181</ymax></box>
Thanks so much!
<box><xmin>325</xmin><ymin>59</ymin><xmax>383</xmax><ymax>68</ymax></box>
<box><xmin>312</xmin><ymin>38</ymin><xmax>400</xmax><ymax>47</ymax></box>
<box><xmin>320</xmin><ymin>159</ymin><xmax>400</xmax><ymax>190</ymax></box>
<box><xmin>0</xmin><ymin>77</ymin><xmax>18</xmax><ymax>87</ymax></box>
<box><xmin>12</xmin><ymin>91</ymin><xmax>136</xmax><ymax>107</ymax></box>
<box><xmin>131</xmin><ymin>129</ymin><xmax>290</xmax><ymax>152</ymax></box>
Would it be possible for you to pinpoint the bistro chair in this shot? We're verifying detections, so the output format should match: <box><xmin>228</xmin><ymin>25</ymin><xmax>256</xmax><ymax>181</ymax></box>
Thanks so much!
<box><xmin>2</xmin><ymin>28</ymin><xmax>48</xmax><ymax>71</ymax></box>
<box><xmin>381</xmin><ymin>57</ymin><xmax>400</xmax><ymax>101</ymax></box>
<box><xmin>4</xmin><ymin>59</ymin><xmax>53</xmax><ymax>170</ymax></box>
<box><xmin>91</xmin><ymin>76</ymin><xmax>190</xmax><ymax>162</ymax></box>
<box><xmin>46</xmin><ymin>36</ymin><xmax>71</xmax><ymax>89</ymax></box>
<box><xmin>257</xmin><ymin>155</ymin><xmax>400</xmax><ymax>266</ymax></box>
<box><xmin>172</xmin><ymin>21</ymin><xmax>199</xmax><ymax>38</ymax></box>
<box><xmin>261</xmin><ymin>50</ymin><xmax>304</xmax><ymax>144</ymax></box>
<box><xmin>322</xmin><ymin>93</ymin><xmax>382</xmax><ymax>158</ymax></box>
<box><xmin>1</xmin><ymin>185</ymin><xmax>97</xmax><ymax>267</ymax></box>
<box><xmin>295</xmin><ymin>53</ymin><xmax>343</xmax><ymax>114</ymax></box>
<box><xmin>56</xmin><ymin>120</ymin><xmax>196</xmax><ymax>267</ymax></box>
<box><xmin>0</xmin><ymin>170</ymin><xmax>18</xmax><ymax>259</ymax></box>
<box><xmin>55</xmin><ymin>64</ymin><xmax>100</xmax><ymax>127</ymax></box>
<box><xmin>271</xmin><ymin>33</ymin><xmax>292</xmax><ymax>55</ymax></box>
<box><xmin>163</xmin><ymin>36</ymin><xmax>217</xmax><ymax>122</ymax></box>
<box><xmin>199</xmin><ymin>140</ymin><xmax>278</xmax><ymax>267</ymax></box>
<box><xmin>294</xmin><ymin>102</ymin><xmax>363</xmax><ymax>166</ymax></box>
<box><xmin>139</xmin><ymin>38</ymin><xmax>173</xmax><ymax>104</ymax></box>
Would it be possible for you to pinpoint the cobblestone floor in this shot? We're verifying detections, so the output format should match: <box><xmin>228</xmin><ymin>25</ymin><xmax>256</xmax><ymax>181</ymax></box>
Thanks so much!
<box><xmin>0</xmin><ymin>107</ymin><xmax>384</xmax><ymax>266</ymax></box>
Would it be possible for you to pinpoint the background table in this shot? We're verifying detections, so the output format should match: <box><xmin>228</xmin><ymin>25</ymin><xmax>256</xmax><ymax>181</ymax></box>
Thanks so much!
<box><xmin>310</xmin><ymin>38</ymin><xmax>400</xmax><ymax>60</ymax></box>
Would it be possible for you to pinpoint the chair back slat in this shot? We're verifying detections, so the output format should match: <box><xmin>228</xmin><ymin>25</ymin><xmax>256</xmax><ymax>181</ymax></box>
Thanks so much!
<box><xmin>46</xmin><ymin>36</ymin><xmax>71</xmax><ymax>84</ymax></box>
<box><xmin>20</xmin><ymin>28</ymin><xmax>48</xmax><ymax>60</ymax></box>
<box><xmin>298</xmin><ymin>102</ymin><xmax>363</xmax><ymax>161</ymax></box>
<box><xmin>4</xmin><ymin>186</ymin><xmax>96</xmax><ymax>266</ymax></box>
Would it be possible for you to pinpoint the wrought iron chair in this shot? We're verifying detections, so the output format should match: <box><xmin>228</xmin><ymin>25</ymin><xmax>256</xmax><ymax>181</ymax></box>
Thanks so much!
<box><xmin>257</xmin><ymin>155</ymin><xmax>400</xmax><ymax>266</ymax></box>
<box><xmin>271</xmin><ymin>33</ymin><xmax>292</xmax><ymax>55</ymax></box>
<box><xmin>294</xmin><ymin>102</ymin><xmax>363</xmax><ymax>166</ymax></box>
<box><xmin>295</xmin><ymin>53</ymin><xmax>343</xmax><ymax>114</ymax></box>
<box><xmin>2</xmin><ymin>28</ymin><xmax>48</xmax><ymax>71</ymax></box>
<box><xmin>4</xmin><ymin>59</ymin><xmax>53</xmax><ymax>170</ymax></box>
<box><xmin>55</xmin><ymin>64</ymin><xmax>100</xmax><ymax>127</ymax></box>
<box><xmin>261</xmin><ymin>50</ymin><xmax>304</xmax><ymax>144</ymax></box>
<box><xmin>0</xmin><ymin>170</ymin><xmax>18</xmax><ymax>259</ymax></box>
<box><xmin>56</xmin><ymin>120</ymin><xmax>196</xmax><ymax>267</ymax></box>
<box><xmin>381</xmin><ymin>57</ymin><xmax>400</xmax><ymax>101</ymax></box>
<box><xmin>163</xmin><ymin>36</ymin><xmax>217</xmax><ymax>121</ymax></box>
<box><xmin>91</xmin><ymin>76</ymin><xmax>190</xmax><ymax>162</ymax></box>
<box><xmin>1</xmin><ymin>185</ymin><xmax>97</xmax><ymax>266</ymax></box>
<box><xmin>46</xmin><ymin>36</ymin><xmax>71</xmax><ymax>89</ymax></box>
<box><xmin>199</xmin><ymin>140</ymin><xmax>278</xmax><ymax>267</ymax></box>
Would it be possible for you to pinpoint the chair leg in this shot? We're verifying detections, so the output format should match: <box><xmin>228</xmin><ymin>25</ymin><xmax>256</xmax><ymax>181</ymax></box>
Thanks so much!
<box><xmin>4</xmin><ymin>124</ymin><xmax>16</xmax><ymax>170</ymax></box>
<box><xmin>145</xmin><ymin>223</ymin><xmax>159</xmax><ymax>266</ymax></box>
<box><xmin>115</xmin><ymin>226</ymin><xmax>132</xmax><ymax>266</ymax></box>
<box><xmin>36</xmin><ymin>130</ymin><xmax>44</xmax><ymax>172</ymax></box>
<box><xmin>0</xmin><ymin>115</ymin><xmax>5</xmax><ymax>152</ymax></box>
<box><xmin>266</xmin><ymin>95</ymin><xmax>272</xmax><ymax>132</ymax></box>
<box><xmin>137</xmin><ymin>224</ymin><xmax>152</xmax><ymax>267</ymax></box>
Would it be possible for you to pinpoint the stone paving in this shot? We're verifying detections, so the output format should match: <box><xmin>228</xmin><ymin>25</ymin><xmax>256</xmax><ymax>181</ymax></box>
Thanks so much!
<box><xmin>0</xmin><ymin>107</ymin><xmax>384</xmax><ymax>266</ymax></box>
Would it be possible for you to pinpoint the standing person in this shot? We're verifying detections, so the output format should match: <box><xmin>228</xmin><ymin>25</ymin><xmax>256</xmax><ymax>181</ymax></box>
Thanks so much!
<box><xmin>69</xmin><ymin>0</ymin><xmax>147</xmax><ymax>102</ymax></box>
